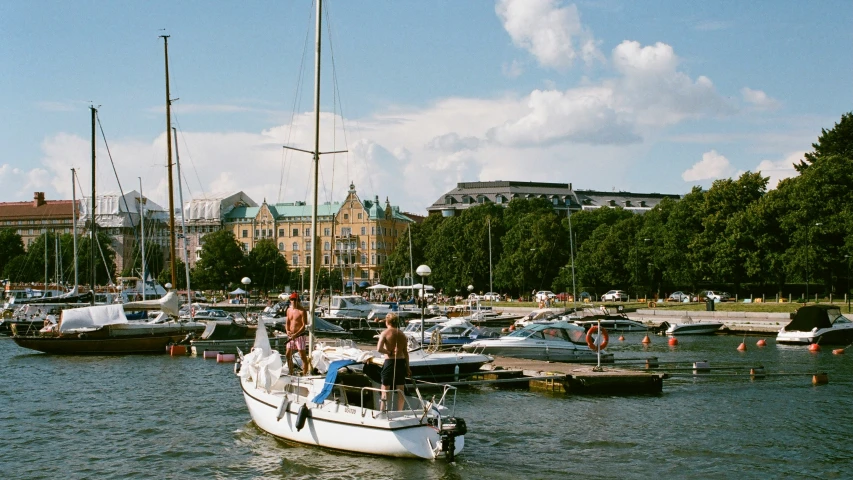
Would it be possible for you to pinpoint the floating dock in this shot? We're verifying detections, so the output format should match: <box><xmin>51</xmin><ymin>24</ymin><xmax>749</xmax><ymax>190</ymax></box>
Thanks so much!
<box><xmin>433</xmin><ymin>356</ymin><xmax>666</xmax><ymax>395</ymax></box>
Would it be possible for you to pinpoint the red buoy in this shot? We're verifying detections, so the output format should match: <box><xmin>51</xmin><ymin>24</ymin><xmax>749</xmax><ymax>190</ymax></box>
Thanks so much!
<box><xmin>668</xmin><ymin>337</ymin><xmax>678</xmax><ymax>346</ymax></box>
<box><xmin>756</xmin><ymin>339</ymin><xmax>767</xmax><ymax>347</ymax></box>
<box><xmin>737</xmin><ymin>342</ymin><xmax>747</xmax><ymax>351</ymax></box>
<box><xmin>808</xmin><ymin>343</ymin><xmax>821</xmax><ymax>352</ymax></box>
<box><xmin>832</xmin><ymin>348</ymin><xmax>845</xmax><ymax>355</ymax></box>
<box><xmin>641</xmin><ymin>335</ymin><xmax>651</xmax><ymax>344</ymax></box>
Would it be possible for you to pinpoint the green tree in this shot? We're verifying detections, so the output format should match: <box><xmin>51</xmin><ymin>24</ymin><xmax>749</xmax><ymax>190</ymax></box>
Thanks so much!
<box><xmin>193</xmin><ymin>229</ymin><xmax>247</xmax><ymax>290</ymax></box>
<box><xmin>246</xmin><ymin>239</ymin><xmax>290</xmax><ymax>295</ymax></box>
<box><xmin>121</xmin><ymin>240</ymin><xmax>167</xmax><ymax>280</ymax></box>
<box><xmin>157</xmin><ymin>258</ymin><xmax>188</xmax><ymax>290</ymax></box>
<box><xmin>0</xmin><ymin>228</ymin><xmax>25</xmax><ymax>276</ymax></box>
<box><xmin>796</xmin><ymin>112</ymin><xmax>853</xmax><ymax>172</ymax></box>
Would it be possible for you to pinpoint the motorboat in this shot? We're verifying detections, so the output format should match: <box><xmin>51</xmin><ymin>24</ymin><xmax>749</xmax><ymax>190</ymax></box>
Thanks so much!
<box><xmin>463</xmin><ymin>320</ymin><xmax>613</xmax><ymax>363</ymax></box>
<box><xmin>191</xmin><ymin>313</ymin><xmax>350</xmax><ymax>355</ymax></box>
<box><xmin>328</xmin><ymin>295</ymin><xmax>392</xmax><ymax>318</ymax></box>
<box><xmin>238</xmin><ymin>319</ymin><xmax>466</xmax><ymax>460</ymax></box>
<box><xmin>663</xmin><ymin>316</ymin><xmax>724</xmax><ymax>335</ymax></box>
<box><xmin>512</xmin><ymin>308</ymin><xmax>560</xmax><ymax>328</ymax></box>
<box><xmin>404</xmin><ymin>318</ymin><xmax>499</xmax><ymax>348</ymax></box>
<box><xmin>776</xmin><ymin>305</ymin><xmax>853</xmax><ymax>345</ymax></box>
<box><xmin>573</xmin><ymin>307</ymin><xmax>649</xmax><ymax>332</ymax></box>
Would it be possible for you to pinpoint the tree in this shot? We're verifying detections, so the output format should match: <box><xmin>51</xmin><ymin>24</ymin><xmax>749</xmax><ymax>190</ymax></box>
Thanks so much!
<box><xmin>0</xmin><ymin>228</ymin><xmax>25</xmax><ymax>276</ymax></box>
<box><xmin>158</xmin><ymin>258</ymin><xmax>188</xmax><ymax>290</ymax></box>
<box><xmin>193</xmin><ymin>229</ymin><xmax>247</xmax><ymax>290</ymax></box>
<box><xmin>246</xmin><ymin>239</ymin><xmax>290</xmax><ymax>294</ymax></box>
<box><xmin>796</xmin><ymin>112</ymin><xmax>853</xmax><ymax>172</ymax></box>
<box><xmin>121</xmin><ymin>240</ymin><xmax>167</xmax><ymax>280</ymax></box>
<box><xmin>494</xmin><ymin>207</ymin><xmax>567</xmax><ymax>296</ymax></box>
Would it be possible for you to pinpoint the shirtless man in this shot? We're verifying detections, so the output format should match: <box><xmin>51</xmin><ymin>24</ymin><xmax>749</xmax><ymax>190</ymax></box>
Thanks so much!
<box><xmin>285</xmin><ymin>292</ymin><xmax>310</xmax><ymax>375</ymax></box>
<box><xmin>376</xmin><ymin>312</ymin><xmax>411</xmax><ymax>411</ymax></box>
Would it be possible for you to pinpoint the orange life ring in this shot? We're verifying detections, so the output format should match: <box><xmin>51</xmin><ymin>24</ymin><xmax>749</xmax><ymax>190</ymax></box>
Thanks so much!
<box><xmin>586</xmin><ymin>326</ymin><xmax>609</xmax><ymax>351</ymax></box>
<box><xmin>648</xmin><ymin>301</ymin><xmax>657</xmax><ymax>308</ymax></box>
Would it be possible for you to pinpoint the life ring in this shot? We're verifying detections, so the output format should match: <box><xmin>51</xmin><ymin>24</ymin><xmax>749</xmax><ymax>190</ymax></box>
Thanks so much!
<box><xmin>586</xmin><ymin>326</ymin><xmax>609</xmax><ymax>351</ymax></box>
<box><xmin>648</xmin><ymin>301</ymin><xmax>657</xmax><ymax>308</ymax></box>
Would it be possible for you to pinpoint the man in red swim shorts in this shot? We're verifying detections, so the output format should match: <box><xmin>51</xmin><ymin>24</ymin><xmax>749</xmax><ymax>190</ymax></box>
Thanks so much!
<box><xmin>285</xmin><ymin>292</ymin><xmax>309</xmax><ymax>375</ymax></box>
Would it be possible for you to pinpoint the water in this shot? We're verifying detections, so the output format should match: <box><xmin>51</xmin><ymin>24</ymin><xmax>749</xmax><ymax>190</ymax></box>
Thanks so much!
<box><xmin>1</xmin><ymin>334</ymin><xmax>851</xmax><ymax>479</ymax></box>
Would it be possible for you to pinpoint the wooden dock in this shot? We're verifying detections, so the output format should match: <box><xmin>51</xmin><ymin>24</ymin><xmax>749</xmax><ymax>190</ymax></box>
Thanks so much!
<box><xmin>435</xmin><ymin>356</ymin><xmax>666</xmax><ymax>395</ymax></box>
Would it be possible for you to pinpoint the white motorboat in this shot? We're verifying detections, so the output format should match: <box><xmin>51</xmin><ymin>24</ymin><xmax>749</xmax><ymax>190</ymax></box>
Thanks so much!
<box><xmin>463</xmin><ymin>320</ymin><xmax>613</xmax><ymax>363</ymax></box>
<box><xmin>238</xmin><ymin>321</ymin><xmax>466</xmax><ymax>460</ymax></box>
<box><xmin>573</xmin><ymin>308</ymin><xmax>649</xmax><ymax>332</ymax></box>
<box><xmin>328</xmin><ymin>295</ymin><xmax>392</xmax><ymax>318</ymax></box>
<box><xmin>404</xmin><ymin>318</ymin><xmax>499</xmax><ymax>348</ymax></box>
<box><xmin>512</xmin><ymin>308</ymin><xmax>560</xmax><ymax>328</ymax></box>
<box><xmin>663</xmin><ymin>317</ymin><xmax>724</xmax><ymax>335</ymax></box>
<box><xmin>776</xmin><ymin>305</ymin><xmax>853</xmax><ymax>345</ymax></box>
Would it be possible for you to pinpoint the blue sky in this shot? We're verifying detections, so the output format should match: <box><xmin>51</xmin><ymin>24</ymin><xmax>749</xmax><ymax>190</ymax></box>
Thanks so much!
<box><xmin>1</xmin><ymin>0</ymin><xmax>851</xmax><ymax>213</ymax></box>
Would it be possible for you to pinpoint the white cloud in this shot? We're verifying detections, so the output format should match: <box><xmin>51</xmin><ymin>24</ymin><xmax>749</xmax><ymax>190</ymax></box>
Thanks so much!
<box><xmin>741</xmin><ymin>87</ymin><xmax>781</xmax><ymax>110</ymax></box>
<box><xmin>755</xmin><ymin>151</ymin><xmax>803</xmax><ymax>188</ymax></box>
<box><xmin>502</xmin><ymin>59</ymin><xmax>524</xmax><ymax>78</ymax></box>
<box><xmin>496</xmin><ymin>0</ymin><xmax>602</xmax><ymax>69</ymax></box>
<box><xmin>682</xmin><ymin>150</ymin><xmax>736</xmax><ymax>182</ymax></box>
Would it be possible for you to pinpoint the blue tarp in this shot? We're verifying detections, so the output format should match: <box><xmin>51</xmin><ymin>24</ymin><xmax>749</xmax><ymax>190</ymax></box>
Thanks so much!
<box><xmin>311</xmin><ymin>359</ymin><xmax>358</xmax><ymax>403</ymax></box>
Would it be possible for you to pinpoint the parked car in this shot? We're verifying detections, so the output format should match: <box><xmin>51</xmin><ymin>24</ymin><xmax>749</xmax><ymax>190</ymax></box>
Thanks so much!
<box><xmin>480</xmin><ymin>292</ymin><xmax>500</xmax><ymax>301</ymax></box>
<box><xmin>535</xmin><ymin>291</ymin><xmax>557</xmax><ymax>301</ymax></box>
<box><xmin>601</xmin><ymin>290</ymin><xmax>628</xmax><ymax>302</ymax></box>
<box><xmin>667</xmin><ymin>291</ymin><xmax>692</xmax><ymax>302</ymax></box>
<box><xmin>697</xmin><ymin>290</ymin><xmax>730</xmax><ymax>302</ymax></box>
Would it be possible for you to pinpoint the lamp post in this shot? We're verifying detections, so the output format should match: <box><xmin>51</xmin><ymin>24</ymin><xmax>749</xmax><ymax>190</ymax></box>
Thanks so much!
<box><xmin>846</xmin><ymin>255</ymin><xmax>851</xmax><ymax>313</ymax></box>
<box><xmin>241</xmin><ymin>276</ymin><xmax>251</xmax><ymax>320</ymax></box>
<box><xmin>416</xmin><ymin>264</ymin><xmax>431</xmax><ymax>347</ymax></box>
<box><xmin>806</xmin><ymin>222</ymin><xmax>821</xmax><ymax>303</ymax></box>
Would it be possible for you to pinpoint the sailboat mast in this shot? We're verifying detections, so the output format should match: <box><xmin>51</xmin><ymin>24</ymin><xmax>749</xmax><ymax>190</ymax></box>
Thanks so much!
<box><xmin>139</xmin><ymin>177</ymin><xmax>146</xmax><ymax>300</ymax></box>
<box><xmin>308</xmin><ymin>0</ymin><xmax>322</xmax><ymax>352</ymax></box>
<box><xmin>488</xmin><ymin>217</ymin><xmax>493</xmax><ymax>300</ymax></box>
<box><xmin>173</xmin><ymin>127</ymin><xmax>192</xmax><ymax>309</ymax></box>
<box><xmin>44</xmin><ymin>231</ymin><xmax>47</xmax><ymax>293</ymax></box>
<box><xmin>90</xmin><ymin>106</ymin><xmax>96</xmax><ymax>305</ymax></box>
<box><xmin>162</xmin><ymin>34</ymin><xmax>178</xmax><ymax>289</ymax></box>
<box><xmin>567</xmin><ymin>207</ymin><xmax>577</xmax><ymax>310</ymax></box>
<box><xmin>71</xmin><ymin>168</ymin><xmax>78</xmax><ymax>292</ymax></box>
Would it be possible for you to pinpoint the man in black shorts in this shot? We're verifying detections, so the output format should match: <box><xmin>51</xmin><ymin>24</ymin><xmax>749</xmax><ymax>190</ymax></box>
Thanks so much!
<box><xmin>376</xmin><ymin>312</ymin><xmax>411</xmax><ymax>411</ymax></box>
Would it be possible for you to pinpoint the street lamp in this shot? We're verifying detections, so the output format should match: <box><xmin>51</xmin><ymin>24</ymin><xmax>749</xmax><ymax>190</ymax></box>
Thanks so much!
<box><xmin>416</xmin><ymin>264</ymin><xmax>431</xmax><ymax>347</ymax></box>
<box><xmin>806</xmin><ymin>222</ymin><xmax>821</xmax><ymax>303</ymax></box>
<box><xmin>241</xmin><ymin>276</ymin><xmax>251</xmax><ymax>320</ymax></box>
<box><xmin>846</xmin><ymin>255</ymin><xmax>851</xmax><ymax>313</ymax></box>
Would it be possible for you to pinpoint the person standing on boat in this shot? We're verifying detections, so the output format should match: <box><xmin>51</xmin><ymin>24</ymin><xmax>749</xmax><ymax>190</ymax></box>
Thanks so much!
<box><xmin>285</xmin><ymin>292</ymin><xmax>309</xmax><ymax>375</ymax></box>
<box><xmin>376</xmin><ymin>312</ymin><xmax>410</xmax><ymax>411</ymax></box>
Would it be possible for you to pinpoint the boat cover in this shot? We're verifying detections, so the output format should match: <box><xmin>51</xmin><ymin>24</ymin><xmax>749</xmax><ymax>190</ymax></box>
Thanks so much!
<box><xmin>123</xmin><ymin>291</ymin><xmax>180</xmax><ymax>317</ymax></box>
<box><xmin>59</xmin><ymin>304</ymin><xmax>128</xmax><ymax>332</ymax></box>
<box><xmin>311</xmin><ymin>359</ymin><xmax>358</xmax><ymax>403</ymax></box>
<box><xmin>240</xmin><ymin>319</ymin><xmax>284</xmax><ymax>391</ymax></box>
<box><xmin>784</xmin><ymin>305</ymin><xmax>833</xmax><ymax>332</ymax></box>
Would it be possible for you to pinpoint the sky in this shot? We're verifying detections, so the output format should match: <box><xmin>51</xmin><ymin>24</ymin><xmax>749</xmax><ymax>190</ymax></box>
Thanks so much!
<box><xmin>1</xmin><ymin>0</ymin><xmax>851</xmax><ymax>214</ymax></box>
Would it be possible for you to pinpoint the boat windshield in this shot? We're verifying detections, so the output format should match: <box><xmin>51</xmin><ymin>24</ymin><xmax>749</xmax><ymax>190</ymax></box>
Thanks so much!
<box><xmin>347</xmin><ymin>296</ymin><xmax>369</xmax><ymax>306</ymax></box>
<box><xmin>830</xmin><ymin>312</ymin><xmax>850</xmax><ymax>325</ymax></box>
<box><xmin>506</xmin><ymin>328</ymin><xmax>536</xmax><ymax>338</ymax></box>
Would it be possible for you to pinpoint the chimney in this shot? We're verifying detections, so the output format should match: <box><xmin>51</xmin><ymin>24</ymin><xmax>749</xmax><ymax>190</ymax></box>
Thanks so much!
<box><xmin>33</xmin><ymin>192</ymin><xmax>45</xmax><ymax>207</ymax></box>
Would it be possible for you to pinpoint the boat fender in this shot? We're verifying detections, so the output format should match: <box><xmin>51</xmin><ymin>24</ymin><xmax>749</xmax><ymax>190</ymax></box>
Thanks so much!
<box><xmin>233</xmin><ymin>361</ymin><xmax>241</xmax><ymax>375</ymax></box>
<box><xmin>585</xmin><ymin>326</ymin><xmax>609</xmax><ymax>351</ymax></box>
<box><xmin>295</xmin><ymin>404</ymin><xmax>310</xmax><ymax>431</ymax></box>
<box><xmin>78</xmin><ymin>333</ymin><xmax>88</xmax><ymax>339</ymax></box>
<box><xmin>276</xmin><ymin>398</ymin><xmax>291</xmax><ymax>421</ymax></box>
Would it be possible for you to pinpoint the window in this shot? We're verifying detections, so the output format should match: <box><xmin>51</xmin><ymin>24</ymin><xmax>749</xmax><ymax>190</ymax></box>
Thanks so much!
<box><xmin>255</xmin><ymin>229</ymin><xmax>260</xmax><ymax>237</ymax></box>
<box><xmin>361</xmin><ymin>270</ymin><xmax>368</xmax><ymax>279</ymax></box>
<box><xmin>292</xmin><ymin>228</ymin><xmax>298</xmax><ymax>237</ymax></box>
<box><xmin>306</xmin><ymin>255</ymin><xmax>311</xmax><ymax>265</ymax></box>
<box><xmin>360</xmin><ymin>226</ymin><xmax>366</xmax><ymax>235</ymax></box>
<box><xmin>324</xmin><ymin>228</ymin><xmax>330</xmax><ymax>235</ymax></box>
<box><xmin>323</xmin><ymin>255</ymin><xmax>329</xmax><ymax>265</ymax></box>
<box><xmin>371</xmin><ymin>241</ymin><xmax>375</xmax><ymax>249</ymax></box>
<box><xmin>371</xmin><ymin>254</ymin><xmax>376</xmax><ymax>265</ymax></box>
<box><xmin>324</xmin><ymin>241</ymin><xmax>330</xmax><ymax>251</ymax></box>
<box><xmin>242</xmin><ymin>229</ymin><xmax>248</xmax><ymax>238</ymax></box>
<box><xmin>242</xmin><ymin>242</ymin><xmax>248</xmax><ymax>252</ymax></box>
<box><xmin>278</xmin><ymin>242</ymin><xmax>284</xmax><ymax>251</ymax></box>
<box><xmin>371</xmin><ymin>226</ymin><xmax>375</xmax><ymax>235</ymax></box>
<box><xmin>304</xmin><ymin>227</ymin><xmax>310</xmax><ymax>237</ymax></box>
<box><xmin>292</xmin><ymin>255</ymin><xmax>299</xmax><ymax>266</ymax></box>
<box><xmin>268</xmin><ymin>229</ymin><xmax>273</xmax><ymax>237</ymax></box>
<box><xmin>279</xmin><ymin>228</ymin><xmax>284</xmax><ymax>237</ymax></box>
<box><xmin>305</xmin><ymin>241</ymin><xmax>312</xmax><ymax>251</ymax></box>
<box><xmin>344</xmin><ymin>213</ymin><xmax>349</xmax><ymax>220</ymax></box>
<box><xmin>361</xmin><ymin>254</ymin><xmax>367</xmax><ymax>264</ymax></box>
<box><xmin>292</xmin><ymin>242</ymin><xmax>299</xmax><ymax>251</ymax></box>
<box><xmin>360</xmin><ymin>241</ymin><xmax>365</xmax><ymax>249</ymax></box>
<box><xmin>358</xmin><ymin>213</ymin><xmax>363</xmax><ymax>219</ymax></box>
<box><xmin>341</xmin><ymin>227</ymin><xmax>351</xmax><ymax>236</ymax></box>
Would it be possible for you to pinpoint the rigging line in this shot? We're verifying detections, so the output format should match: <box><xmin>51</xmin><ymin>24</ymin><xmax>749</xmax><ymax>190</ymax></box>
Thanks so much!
<box><xmin>95</xmin><ymin>231</ymin><xmax>114</xmax><ymax>286</ymax></box>
<box><xmin>322</xmin><ymin>3</ymin><xmax>336</xmax><ymax>206</ymax></box>
<box><xmin>278</xmin><ymin>1</ymin><xmax>315</xmax><ymax>203</ymax></box>
<box><xmin>96</xmin><ymin>113</ymin><xmax>140</xmax><ymax>241</ymax></box>
<box><xmin>172</xmin><ymin>113</ymin><xmax>203</xmax><ymax>200</ymax></box>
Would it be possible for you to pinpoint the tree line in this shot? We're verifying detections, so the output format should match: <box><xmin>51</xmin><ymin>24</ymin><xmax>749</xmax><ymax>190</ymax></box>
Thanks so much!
<box><xmin>381</xmin><ymin>113</ymin><xmax>853</xmax><ymax>300</ymax></box>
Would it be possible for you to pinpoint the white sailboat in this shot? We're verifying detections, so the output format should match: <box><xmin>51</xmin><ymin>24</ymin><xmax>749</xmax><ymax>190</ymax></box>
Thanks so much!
<box><xmin>235</xmin><ymin>0</ymin><xmax>466</xmax><ymax>460</ymax></box>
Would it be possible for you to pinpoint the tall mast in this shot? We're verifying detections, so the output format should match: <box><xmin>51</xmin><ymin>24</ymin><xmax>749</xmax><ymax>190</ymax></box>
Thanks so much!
<box><xmin>174</xmin><ymin>127</ymin><xmax>192</xmax><ymax>310</ymax></box>
<box><xmin>90</xmin><ymin>106</ymin><xmax>96</xmax><ymax>305</ymax></box>
<box><xmin>139</xmin><ymin>177</ymin><xmax>146</xmax><ymax>300</ymax></box>
<box><xmin>308</xmin><ymin>0</ymin><xmax>322</xmax><ymax>353</ymax></box>
<box><xmin>71</xmin><ymin>168</ymin><xmax>78</xmax><ymax>293</ymax></box>
<box><xmin>161</xmin><ymin>34</ymin><xmax>177</xmax><ymax>289</ymax></box>
<box><xmin>44</xmin><ymin>230</ymin><xmax>47</xmax><ymax>292</ymax></box>
<box><xmin>488</xmin><ymin>217</ymin><xmax>493</xmax><ymax>301</ymax></box>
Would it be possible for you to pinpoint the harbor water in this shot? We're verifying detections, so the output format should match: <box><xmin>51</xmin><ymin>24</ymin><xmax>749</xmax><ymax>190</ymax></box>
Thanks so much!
<box><xmin>2</xmin><ymin>334</ymin><xmax>851</xmax><ymax>479</ymax></box>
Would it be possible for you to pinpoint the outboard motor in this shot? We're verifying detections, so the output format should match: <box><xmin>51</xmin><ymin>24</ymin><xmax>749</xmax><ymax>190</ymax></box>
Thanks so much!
<box><xmin>430</xmin><ymin>416</ymin><xmax>467</xmax><ymax>462</ymax></box>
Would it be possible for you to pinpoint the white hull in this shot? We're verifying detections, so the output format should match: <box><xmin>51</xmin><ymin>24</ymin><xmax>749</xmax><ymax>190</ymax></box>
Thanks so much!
<box><xmin>665</xmin><ymin>322</ymin><xmax>723</xmax><ymax>335</ymax></box>
<box><xmin>240</xmin><ymin>376</ymin><xmax>462</xmax><ymax>459</ymax></box>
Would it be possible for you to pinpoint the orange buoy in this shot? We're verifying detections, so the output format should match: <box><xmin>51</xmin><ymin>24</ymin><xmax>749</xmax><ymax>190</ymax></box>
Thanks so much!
<box><xmin>756</xmin><ymin>339</ymin><xmax>767</xmax><ymax>347</ymax></box>
<box><xmin>668</xmin><ymin>337</ymin><xmax>678</xmax><ymax>346</ymax></box>
<box><xmin>832</xmin><ymin>348</ymin><xmax>845</xmax><ymax>355</ymax></box>
<box><xmin>618</xmin><ymin>335</ymin><xmax>625</xmax><ymax>342</ymax></box>
<box><xmin>737</xmin><ymin>342</ymin><xmax>747</xmax><ymax>351</ymax></box>
<box><xmin>641</xmin><ymin>335</ymin><xmax>651</xmax><ymax>344</ymax></box>
<box><xmin>170</xmin><ymin>345</ymin><xmax>187</xmax><ymax>356</ymax></box>
<box><xmin>808</xmin><ymin>343</ymin><xmax>821</xmax><ymax>352</ymax></box>
<box><xmin>812</xmin><ymin>373</ymin><xmax>829</xmax><ymax>385</ymax></box>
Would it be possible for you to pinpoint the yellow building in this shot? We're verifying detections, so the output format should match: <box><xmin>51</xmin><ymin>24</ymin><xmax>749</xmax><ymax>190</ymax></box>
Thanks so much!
<box><xmin>223</xmin><ymin>183</ymin><xmax>413</xmax><ymax>285</ymax></box>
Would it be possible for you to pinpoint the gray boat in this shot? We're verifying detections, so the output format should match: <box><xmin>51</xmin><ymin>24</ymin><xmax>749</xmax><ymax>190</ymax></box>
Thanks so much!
<box><xmin>462</xmin><ymin>320</ymin><xmax>613</xmax><ymax>363</ymax></box>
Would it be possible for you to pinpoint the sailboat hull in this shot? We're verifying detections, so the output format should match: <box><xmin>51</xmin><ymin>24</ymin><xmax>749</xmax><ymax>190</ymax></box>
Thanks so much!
<box><xmin>240</xmin><ymin>377</ymin><xmax>462</xmax><ymax>459</ymax></box>
<box><xmin>12</xmin><ymin>332</ymin><xmax>190</xmax><ymax>354</ymax></box>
